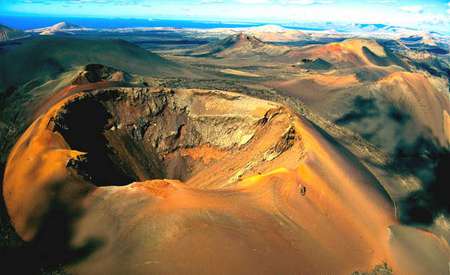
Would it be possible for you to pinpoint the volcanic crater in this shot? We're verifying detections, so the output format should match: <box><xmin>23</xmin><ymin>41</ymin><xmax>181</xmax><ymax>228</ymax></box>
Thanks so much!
<box><xmin>51</xmin><ymin>87</ymin><xmax>295</xmax><ymax>188</ymax></box>
<box><xmin>5</xmin><ymin>86</ymin><xmax>416</xmax><ymax>275</ymax></box>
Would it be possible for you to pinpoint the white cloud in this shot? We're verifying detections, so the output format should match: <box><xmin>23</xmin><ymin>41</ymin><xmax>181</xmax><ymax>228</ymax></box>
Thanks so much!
<box><xmin>237</xmin><ymin>0</ymin><xmax>270</xmax><ymax>4</ymax></box>
<box><xmin>281</xmin><ymin>0</ymin><xmax>316</xmax><ymax>5</ymax></box>
<box><xmin>400</xmin><ymin>5</ymin><xmax>423</xmax><ymax>14</ymax></box>
<box><xmin>369</xmin><ymin>0</ymin><xmax>396</xmax><ymax>3</ymax></box>
<box><xmin>280</xmin><ymin>0</ymin><xmax>333</xmax><ymax>5</ymax></box>
<box><xmin>200</xmin><ymin>0</ymin><xmax>224</xmax><ymax>3</ymax></box>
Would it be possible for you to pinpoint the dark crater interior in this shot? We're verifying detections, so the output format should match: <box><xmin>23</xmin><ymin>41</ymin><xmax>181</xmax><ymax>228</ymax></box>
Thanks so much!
<box><xmin>52</xmin><ymin>88</ymin><xmax>258</xmax><ymax>187</ymax></box>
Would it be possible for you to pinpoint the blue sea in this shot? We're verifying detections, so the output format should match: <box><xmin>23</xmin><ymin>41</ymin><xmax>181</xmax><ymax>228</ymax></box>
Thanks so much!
<box><xmin>0</xmin><ymin>15</ymin><xmax>332</xmax><ymax>32</ymax></box>
<box><xmin>0</xmin><ymin>15</ymin><xmax>267</xmax><ymax>30</ymax></box>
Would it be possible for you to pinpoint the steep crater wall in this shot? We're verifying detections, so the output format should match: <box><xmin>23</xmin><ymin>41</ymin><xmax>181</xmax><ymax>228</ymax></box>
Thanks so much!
<box><xmin>52</xmin><ymin>88</ymin><xmax>279</xmax><ymax>186</ymax></box>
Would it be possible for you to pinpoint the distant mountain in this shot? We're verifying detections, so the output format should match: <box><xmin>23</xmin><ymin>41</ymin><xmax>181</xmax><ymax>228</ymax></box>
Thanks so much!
<box><xmin>188</xmin><ymin>24</ymin><xmax>309</xmax><ymax>42</ymax></box>
<box><xmin>330</xmin><ymin>23</ymin><xmax>448</xmax><ymax>47</ymax></box>
<box><xmin>188</xmin><ymin>33</ymin><xmax>290</xmax><ymax>58</ymax></box>
<box><xmin>0</xmin><ymin>24</ymin><xmax>27</xmax><ymax>41</ymax></box>
<box><xmin>29</xmin><ymin>21</ymin><xmax>87</xmax><ymax>35</ymax></box>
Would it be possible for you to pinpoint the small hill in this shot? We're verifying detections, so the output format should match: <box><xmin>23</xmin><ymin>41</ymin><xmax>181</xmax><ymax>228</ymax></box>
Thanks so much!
<box><xmin>72</xmin><ymin>64</ymin><xmax>133</xmax><ymax>85</ymax></box>
<box><xmin>188</xmin><ymin>33</ymin><xmax>290</xmax><ymax>58</ymax></box>
<box><xmin>0</xmin><ymin>36</ymin><xmax>192</xmax><ymax>92</ymax></box>
<box><xmin>0</xmin><ymin>24</ymin><xmax>27</xmax><ymax>41</ymax></box>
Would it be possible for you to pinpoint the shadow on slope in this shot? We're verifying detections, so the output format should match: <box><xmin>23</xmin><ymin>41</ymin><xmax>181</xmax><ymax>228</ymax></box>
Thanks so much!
<box><xmin>0</xmin><ymin>171</ymin><xmax>103</xmax><ymax>274</ymax></box>
<box><xmin>362</xmin><ymin>45</ymin><xmax>409</xmax><ymax>69</ymax></box>
<box><xmin>393</xmin><ymin>138</ymin><xmax>450</xmax><ymax>226</ymax></box>
<box><xmin>335</xmin><ymin>96</ymin><xmax>449</xmax><ymax>225</ymax></box>
<box><xmin>307</xmin><ymin>118</ymin><xmax>394</xmax><ymax>204</ymax></box>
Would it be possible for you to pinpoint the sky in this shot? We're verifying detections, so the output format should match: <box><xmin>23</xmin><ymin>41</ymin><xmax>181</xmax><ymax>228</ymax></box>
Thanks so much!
<box><xmin>1</xmin><ymin>0</ymin><xmax>450</xmax><ymax>32</ymax></box>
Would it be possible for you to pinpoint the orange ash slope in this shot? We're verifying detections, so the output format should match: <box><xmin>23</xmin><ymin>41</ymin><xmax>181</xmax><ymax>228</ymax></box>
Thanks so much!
<box><xmin>3</xmin><ymin>87</ymin><xmax>447</xmax><ymax>275</ymax></box>
<box><xmin>287</xmin><ymin>38</ymin><xmax>405</xmax><ymax>68</ymax></box>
